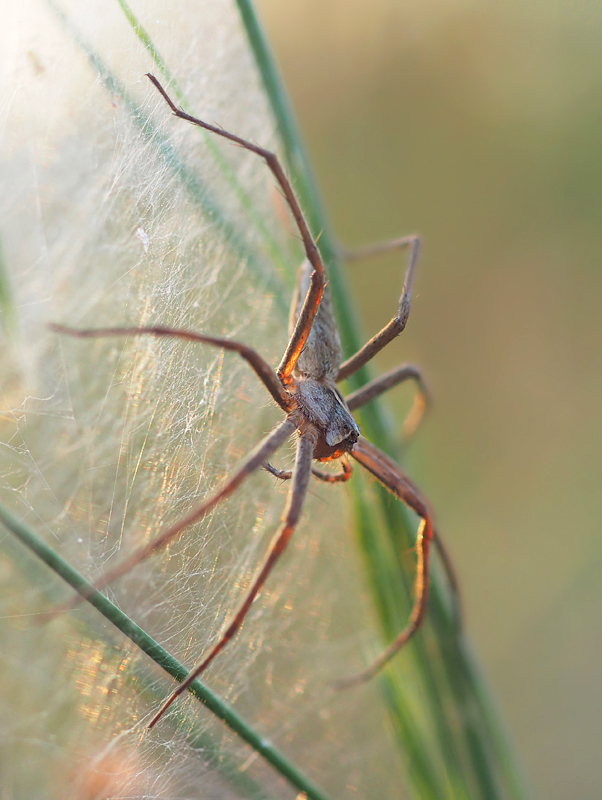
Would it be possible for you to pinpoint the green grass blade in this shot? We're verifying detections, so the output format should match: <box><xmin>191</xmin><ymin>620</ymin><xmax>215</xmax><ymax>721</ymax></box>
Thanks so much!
<box><xmin>0</xmin><ymin>534</ymin><xmax>275</xmax><ymax>800</ymax></box>
<box><xmin>0</xmin><ymin>502</ymin><xmax>334</xmax><ymax>800</ymax></box>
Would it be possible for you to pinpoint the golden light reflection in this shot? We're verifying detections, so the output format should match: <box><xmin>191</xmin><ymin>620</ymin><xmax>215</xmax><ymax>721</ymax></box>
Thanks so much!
<box><xmin>66</xmin><ymin>638</ymin><xmax>136</xmax><ymax>730</ymax></box>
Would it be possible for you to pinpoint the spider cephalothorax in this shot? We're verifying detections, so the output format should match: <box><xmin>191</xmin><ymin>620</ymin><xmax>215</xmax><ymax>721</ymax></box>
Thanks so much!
<box><xmin>291</xmin><ymin>378</ymin><xmax>360</xmax><ymax>460</ymax></box>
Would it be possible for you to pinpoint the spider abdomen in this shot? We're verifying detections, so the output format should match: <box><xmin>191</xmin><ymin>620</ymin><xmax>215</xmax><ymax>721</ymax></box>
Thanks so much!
<box><xmin>290</xmin><ymin>261</ymin><xmax>342</xmax><ymax>381</ymax></box>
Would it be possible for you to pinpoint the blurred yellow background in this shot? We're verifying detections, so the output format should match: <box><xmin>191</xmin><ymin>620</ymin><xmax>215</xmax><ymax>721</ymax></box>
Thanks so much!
<box><xmin>257</xmin><ymin>1</ymin><xmax>602</xmax><ymax>797</ymax></box>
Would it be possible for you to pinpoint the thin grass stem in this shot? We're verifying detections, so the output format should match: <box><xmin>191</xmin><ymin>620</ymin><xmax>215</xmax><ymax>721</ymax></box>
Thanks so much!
<box><xmin>0</xmin><ymin>502</ymin><xmax>334</xmax><ymax>800</ymax></box>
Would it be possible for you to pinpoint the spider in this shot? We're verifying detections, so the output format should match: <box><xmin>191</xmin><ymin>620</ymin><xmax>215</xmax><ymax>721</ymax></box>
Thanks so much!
<box><xmin>52</xmin><ymin>74</ymin><xmax>458</xmax><ymax>730</ymax></box>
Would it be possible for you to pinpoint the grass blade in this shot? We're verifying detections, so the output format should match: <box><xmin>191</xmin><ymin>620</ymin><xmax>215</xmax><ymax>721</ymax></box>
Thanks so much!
<box><xmin>0</xmin><ymin>502</ymin><xmax>334</xmax><ymax>800</ymax></box>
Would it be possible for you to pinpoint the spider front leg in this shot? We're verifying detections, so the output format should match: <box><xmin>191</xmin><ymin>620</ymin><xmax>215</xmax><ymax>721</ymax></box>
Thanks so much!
<box><xmin>51</xmin><ymin>323</ymin><xmax>289</xmax><ymax>409</ymax></box>
<box><xmin>149</xmin><ymin>428</ymin><xmax>316</xmax><ymax>728</ymax></box>
<box><xmin>337</xmin><ymin>233</ymin><xmax>421</xmax><ymax>382</ymax></box>
<box><xmin>49</xmin><ymin>324</ymin><xmax>294</xmax><ymax>613</ymax></box>
<box><xmin>147</xmin><ymin>74</ymin><xmax>325</xmax><ymax>381</ymax></box>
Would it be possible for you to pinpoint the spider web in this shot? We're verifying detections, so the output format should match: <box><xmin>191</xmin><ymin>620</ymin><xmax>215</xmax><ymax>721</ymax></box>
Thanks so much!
<box><xmin>0</xmin><ymin>1</ymin><xmax>408</xmax><ymax>798</ymax></box>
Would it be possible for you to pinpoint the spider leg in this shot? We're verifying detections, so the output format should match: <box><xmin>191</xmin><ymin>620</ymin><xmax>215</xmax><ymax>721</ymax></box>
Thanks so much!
<box><xmin>337</xmin><ymin>435</ymin><xmax>436</xmax><ymax>686</ymax></box>
<box><xmin>342</xmin><ymin>234</ymin><xmax>420</xmax><ymax>264</ymax></box>
<box><xmin>147</xmin><ymin>74</ymin><xmax>325</xmax><ymax>382</ymax></box>
<box><xmin>50</xmin><ymin>418</ymin><xmax>296</xmax><ymax>615</ymax></box>
<box><xmin>336</xmin><ymin>234</ymin><xmax>420</xmax><ymax>382</ymax></box>
<box><xmin>262</xmin><ymin>462</ymin><xmax>292</xmax><ymax>480</ymax></box>
<box><xmin>51</xmin><ymin>324</ymin><xmax>290</xmax><ymax>410</ymax></box>
<box><xmin>345</xmin><ymin>363</ymin><xmax>429</xmax><ymax>441</ymax></box>
<box><xmin>310</xmin><ymin>461</ymin><xmax>353</xmax><ymax>484</ymax></box>
<box><xmin>264</xmin><ymin>460</ymin><xmax>353</xmax><ymax>484</ymax></box>
<box><xmin>347</xmin><ymin>434</ymin><xmax>461</xmax><ymax>633</ymax></box>
<box><xmin>149</xmin><ymin>428</ymin><xmax>316</xmax><ymax>728</ymax></box>
<box><xmin>262</xmin><ymin>462</ymin><xmax>293</xmax><ymax>481</ymax></box>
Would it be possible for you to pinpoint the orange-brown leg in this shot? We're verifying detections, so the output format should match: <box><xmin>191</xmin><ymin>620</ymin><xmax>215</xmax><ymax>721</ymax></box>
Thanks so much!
<box><xmin>51</xmin><ymin>324</ymin><xmax>290</xmax><ymax>409</ymax></box>
<box><xmin>147</xmin><ymin>74</ymin><xmax>325</xmax><ymax>382</ymax></box>
<box><xmin>264</xmin><ymin>459</ymin><xmax>353</xmax><ymax>484</ymax></box>
<box><xmin>344</xmin><ymin>363</ymin><xmax>429</xmax><ymax>441</ymax></box>
<box><xmin>337</xmin><ymin>436</ymin><xmax>435</xmax><ymax>686</ymax></box>
<box><xmin>149</xmin><ymin>428</ymin><xmax>316</xmax><ymax>727</ymax></box>
<box><xmin>336</xmin><ymin>234</ymin><xmax>420</xmax><ymax>382</ymax></box>
<box><xmin>47</xmin><ymin>390</ymin><xmax>296</xmax><ymax>614</ymax></box>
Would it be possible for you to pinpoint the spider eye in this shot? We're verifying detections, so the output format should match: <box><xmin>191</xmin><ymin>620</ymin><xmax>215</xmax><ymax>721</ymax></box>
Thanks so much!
<box><xmin>341</xmin><ymin>421</ymin><xmax>358</xmax><ymax>442</ymax></box>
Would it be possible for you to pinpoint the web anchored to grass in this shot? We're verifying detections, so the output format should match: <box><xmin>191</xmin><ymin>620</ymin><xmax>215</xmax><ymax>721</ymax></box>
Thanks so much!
<box><xmin>0</xmin><ymin>1</ymin><xmax>528</xmax><ymax>799</ymax></box>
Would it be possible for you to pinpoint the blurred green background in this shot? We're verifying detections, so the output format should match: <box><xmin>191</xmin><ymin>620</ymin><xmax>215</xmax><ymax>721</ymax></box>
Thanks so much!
<box><xmin>256</xmin><ymin>1</ymin><xmax>602</xmax><ymax>798</ymax></box>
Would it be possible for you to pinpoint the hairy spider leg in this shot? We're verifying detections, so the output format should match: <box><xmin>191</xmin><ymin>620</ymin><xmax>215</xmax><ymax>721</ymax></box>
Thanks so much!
<box><xmin>336</xmin><ymin>234</ymin><xmax>421</xmax><ymax>382</ymax></box>
<box><xmin>339</xmin><ymin>435</ymin><xmax>435</xmax><ymax>686</ymax></box>
<box><xmin>342</xmin><ymin>233</ymin><xmax>421</xmax><ymax>265</ymax></box>
<box><xmin>345</xmin><ymin>363</ymin><xmax>429</xmax><ymax>441</ymax></box>
<box><xmin>339</xmin><ymin>330</ymin><xmax>460</xmax><ymax>629</ymax></box>
<box><xmin>51</xmin><ymin>324</ymin><xmax>289</xmax><ymax>408</ymax></box>
<box><xmin>148</xmin><ymin>428</ymin><xmax>315</xmax><ymax>728</ymax></box>
<box><xmin>264</xmin><ymin>460</ymin><xmax>353</xmax><ymax>484</ymax></box>
<box><xmin>146</xmin><ymin>74</ymin><xmax>325</xmax><ymax>382</ymax></box>
<box><xmin>49</xmin><ymin>324</ymin><xmax>299</xmax><ymax>614</ymax></box>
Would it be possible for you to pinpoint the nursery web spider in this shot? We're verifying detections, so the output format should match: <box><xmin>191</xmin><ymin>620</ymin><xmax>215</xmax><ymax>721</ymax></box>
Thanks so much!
<box><xmin>52</xmin><ymin>74</ymin><xmax>458</xmax><ymax>729</ymax></box>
